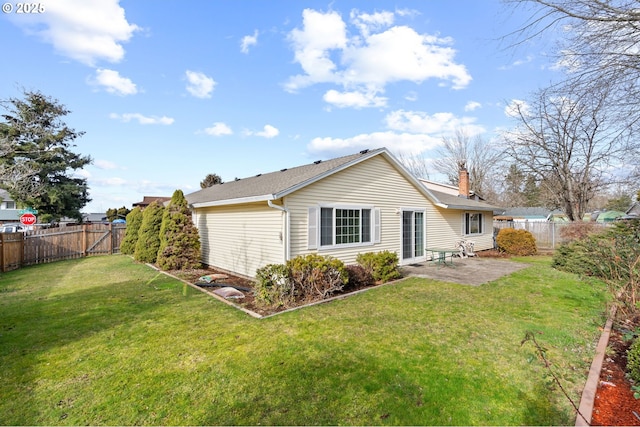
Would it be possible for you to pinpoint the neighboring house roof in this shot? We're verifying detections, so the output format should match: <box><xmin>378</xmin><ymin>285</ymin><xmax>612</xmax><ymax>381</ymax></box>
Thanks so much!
<box><xmin>596</xmin><ymin>210</ymin><xmax>626</xmax><ymax>222</ymax></box>
<box><xmin>82</xmin><ymin>213</ymin><xmax>108</xmax><ymax>223</ymax></box>
<box><xmin>186</xmin><ymin>147</ymin><xmax>498</xmax><ymax>212</ymax></box>
<box><xmin>627</xmin><ymin>202</ymin><xmax>640</xmax><ymax>216</ymax></box>
<box><xmin>498</xmin><ymin>207</ymin><xmax>552</xmax><ymax>219</ymax></box>
<box><xmin>132</xmin><ymin>196</ymin><xmax>171</xmax><ymax>208</ymax></box>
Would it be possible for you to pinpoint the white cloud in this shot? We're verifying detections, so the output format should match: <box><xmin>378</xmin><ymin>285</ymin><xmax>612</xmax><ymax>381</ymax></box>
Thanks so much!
<box><xmin>245</xmin><ymin>124</ymin><xmax>279</xmax><ymax>138</ymax></box>
<box><xmin>350</xmin><ymin>9</ymin><xmax>394</xmax><ymax>37</ymax></box>
<box><xmin>185</xmin><ymin>70</ymin><xmax>216</xmax><ymax>98</ymax></box>
<box><xmin>405</xmin><ymin>91</ymin><xmax>418</xmax><ymax>102</ymax></box>
<box><xmin>385</xmin><ymin>110</ymin><xmax>484</xmax><ymax>135</ymax></box>
<box><xmin>498</xmin><ymin>55</ymin><xmax>535</xmax><ymax>70</ymax></box>
<box><xmin>464</xmin><ymin>101</ymin><xmax>482</xmax><ymax>112</ymax></box>
<box><xmin>11</xmin><ymin>0</ymin><xmax>139</xmax><ymax>66</ymax></box>
<box><xmin>323</xmin><ymin>89</ymin><xmax>387</xmax><ymax>108</ymax></box>
<box><xmin>285</xmin><ymin>9</ymin><xmax>348</xmax><ymax>91</ymax></box>
<box><xmin>308</xmin><ymin>131</ymin><xmax>441</xmax><ymax>156</ymax></box>
<box><xmin>308</xmin><ymin>108</ymin><xmax>486</xmax><ymax>158</ymax></box>
<box><xmin>504</xmin><ymin>99</ymin><xmax>530</xmax><ymax>117</ymax></box>
<box><xmin>203</xmin><ymin>122</ymin><xmax>233</xmax><ymax>136</ymax></box>
<box><xmin>91</xmin><ymin>68</ymin><xmax>137</xmax><ymax>95</ymax></box>
<box><xmin>109</xmin><ymin>113</ymin><xmax>174</xmax><ymax>125</ymax></box>
<box><xmin>285</xmin><ymin>8</ymin><xmax>471</xmax><ymax>106</ymax></box>
<box><xmin>92</xmin><ymin>177</ymin><xmax>127</xmax><ymax>186</ymax></box>
<box><xmin>241</xmin><ymin>30</ymin><xmax>258</xmax><ymax>53</ymax></box>
<box><xmin>94</xmin><ymin>159</ymin><xmax>119</xmax><ymax>170</ymax></box>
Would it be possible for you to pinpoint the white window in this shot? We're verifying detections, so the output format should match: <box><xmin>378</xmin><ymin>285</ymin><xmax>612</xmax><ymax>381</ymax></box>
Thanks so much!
<box><xmin>464</xmin><ymin>212</ymin><xmax>483</xmax><ymax>235</ymax></box>
<box><xmin>308</xmin><ymin>206</ymin><xmax>380</xmax><ymax>249</ymax></box>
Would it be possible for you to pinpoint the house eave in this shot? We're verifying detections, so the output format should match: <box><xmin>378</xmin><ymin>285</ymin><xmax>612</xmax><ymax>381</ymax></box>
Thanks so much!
<box><xmin>191</xmin><ymin>194</ymin><xmax>274</xmax><ymax>208</ymax></box>
<box><xmin>436</xmin><ymin>202</ymin><xmax>498</xmax><ymax>212</ymax></box>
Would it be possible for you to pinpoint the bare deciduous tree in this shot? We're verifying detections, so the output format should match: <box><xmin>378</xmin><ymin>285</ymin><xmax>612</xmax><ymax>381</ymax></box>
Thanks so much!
<box><xmin>431</xmin><ymin>129</ymin><xmax>502</xmax><ymax>199</ymax></box>
<box><xmin>502</xmin><ymin>86</ymin><xmax>632</xmax><ymax>221</ymax></box>
<box><xmin>504</xmin><ymin>0</ymin><xmax>640</xmax><ymax>172</ymax></box>
<box><xmin>393</xmin><ymin>151</ymin><xmax>431</xmax><ymax>179</ymax></box>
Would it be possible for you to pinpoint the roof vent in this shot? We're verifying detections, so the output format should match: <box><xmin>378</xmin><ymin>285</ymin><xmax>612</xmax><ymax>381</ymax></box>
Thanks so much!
<box><xmin>280</xmin><ymin>168</ymin><xmax>288</xmax><ymax>172</ymax></box>
<box><xmin>314</xmin><ymin>160</ymin><xmax>322</xmax><ymax>164</ymax></box>
<box><xmin>360</xmin><ymin>149</ymin><xmax>369</xmax><ymax>154</ymax></box>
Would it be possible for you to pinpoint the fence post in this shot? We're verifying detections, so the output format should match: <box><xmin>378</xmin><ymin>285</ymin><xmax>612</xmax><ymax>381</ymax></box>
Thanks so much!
<box><xmin>0</xmin><ymin>233</ymin><xmax>4</xmax><ymax>273</ymax></box>
<box><xmin>109</xmin><ymin>223</ymin><xmax>114</xmax><ymax>255</ymax></box>
<box><xmin>82</xmin><ymin>224</ymin><xmax>88</xmax><ymax>257</ymax></box>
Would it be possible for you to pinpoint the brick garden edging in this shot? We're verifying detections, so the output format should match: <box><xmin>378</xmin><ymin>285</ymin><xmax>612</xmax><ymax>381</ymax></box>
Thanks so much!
<box><xmin>575</xmin><ymin>306</ymin><xmax>617</xmax><ymax>426</ymax></box>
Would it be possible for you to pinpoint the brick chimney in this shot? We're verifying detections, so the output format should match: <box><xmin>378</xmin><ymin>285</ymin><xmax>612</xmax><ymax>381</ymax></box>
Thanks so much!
<box><xmin>458</xmin><ymin>165</ymin><xmax>470</xmax><ymax>198</ymax></box>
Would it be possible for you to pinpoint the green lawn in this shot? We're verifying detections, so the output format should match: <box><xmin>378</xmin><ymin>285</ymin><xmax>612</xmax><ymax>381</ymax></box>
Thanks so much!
<box><xmin>0</xmin><ymin>255</ymin><xmax>608</xmax><ymax>425</ymax></box>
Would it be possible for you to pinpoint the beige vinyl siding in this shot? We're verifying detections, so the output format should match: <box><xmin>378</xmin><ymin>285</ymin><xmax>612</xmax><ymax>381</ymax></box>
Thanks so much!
<box><xmin>425</xmin><ymin>207</ymin><xmax>493</xmax><ymax>251</ymax></box>
<box><xmin>286</xmin><ymin>155</ymin><xmax>429</xmax><ymax>265</ymax></box>
<box><xmin>193</xmin><ymin>202</ymin><xmax>283</xmax><ymax>277</ymax></box>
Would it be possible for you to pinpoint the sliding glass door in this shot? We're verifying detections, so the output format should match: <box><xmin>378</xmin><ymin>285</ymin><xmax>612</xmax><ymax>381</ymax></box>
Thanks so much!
<box><xmin>402</xmin><ymin>210</ymin><xmax>425</xmax><ymax>262</ymax></box>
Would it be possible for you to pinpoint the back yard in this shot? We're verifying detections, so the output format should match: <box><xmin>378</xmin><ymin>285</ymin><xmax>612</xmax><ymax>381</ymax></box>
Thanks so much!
<box><xmin>0</xmin><ymin>255</ymin><xmax>608</xmax><ymax>425</ymax></box>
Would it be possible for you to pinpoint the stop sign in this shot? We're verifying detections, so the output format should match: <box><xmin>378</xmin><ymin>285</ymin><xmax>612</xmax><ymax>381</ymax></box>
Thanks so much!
<box><xmin>20</xmin><ymin>213</ymin><xmax>37</xmax><ymax>226</ymax></box>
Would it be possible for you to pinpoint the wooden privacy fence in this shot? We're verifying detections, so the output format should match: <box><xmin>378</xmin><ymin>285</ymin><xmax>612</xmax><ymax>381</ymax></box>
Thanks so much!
<box><xmin>0</xmin><ymin>224</ymin><xmax>126</xmax><ymax>272</ymax></box>
<box><xmin>493</xmin><ymin>220</ymin><xmax>609</xmax><ymax>249</ymax></box>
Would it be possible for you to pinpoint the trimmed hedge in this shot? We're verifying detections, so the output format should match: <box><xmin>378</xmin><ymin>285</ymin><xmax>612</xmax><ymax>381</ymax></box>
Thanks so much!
<box><xmin>254</xmin><ymin>254</ymin><xmax>347</xmax><ymax>308</ymax></box>
<box><xmin>356</xmin><ymin>250</ymin><xmax>401</xmax><ymax>282</ymax></box>
<box><xmin>496</xmin><ymin>228</ymin><xmax>537</xmax><ymax>256</ymax></box>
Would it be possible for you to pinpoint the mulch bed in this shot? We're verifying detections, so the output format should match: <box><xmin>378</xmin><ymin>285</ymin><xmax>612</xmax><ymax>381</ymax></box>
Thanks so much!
<box><xmin>168</xmin><ymin>266</ymin><xmax>385</xmax><ymax>317</ymax></box>
<box><xmin>591</xmin><ymin>319</ymin><xmax>640</xmax><ymax>426</ymax></box>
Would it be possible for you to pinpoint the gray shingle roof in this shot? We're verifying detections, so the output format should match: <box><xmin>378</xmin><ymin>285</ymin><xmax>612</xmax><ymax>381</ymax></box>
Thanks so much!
<box><xmin>427</xmin><ymin>188</ymin><xmax>499</xmax><ymax>212</ymax></box>
<box><xmin>186</xmin><ymin>149</ymin><xmax>385</xmax><ymax>207</ymax></box>
<box><xmin>185</xmin><ymin>147</ymin><xmax>500</xmax><ymax>212</ymax></box>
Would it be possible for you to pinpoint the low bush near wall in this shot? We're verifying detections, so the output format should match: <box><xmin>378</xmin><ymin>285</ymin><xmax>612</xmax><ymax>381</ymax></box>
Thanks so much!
<box><xmin>254</xmin><ymin>264</ymin><xmax>293</xmax><ymax>308</ymax></box>
<box><xmin>288</xmin><ymin>254</ymin><xmax>348</xmax><ymax>301</ymax></box>
<box><xmin>496</xmin><ymin>228</ymin><xmax>537</xmax><ymax>256</ymax></box>
<box><xmin>344</xmin><ymin>264</ymin><xmax>374</xmax><ymax>290</ymax></box>
<box><xmin>356</xmin><ymin>250</ymin><xmax>402</xmax><ymax>283</ymax></box>
<box><xmin>254</xmin><ymin>254</ymin><xmax>348</xmax><ymax>309</ymax></box>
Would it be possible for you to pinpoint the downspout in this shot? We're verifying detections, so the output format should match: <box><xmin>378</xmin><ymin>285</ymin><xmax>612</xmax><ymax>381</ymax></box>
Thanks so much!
<box><xmin>268</xmin><ymin>199</ymin><xmax>290</xmax><ymax>263</ymax></box>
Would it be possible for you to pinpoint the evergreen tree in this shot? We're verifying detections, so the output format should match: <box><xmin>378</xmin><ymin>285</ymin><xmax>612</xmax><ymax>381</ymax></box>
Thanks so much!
<box><xmin>200</xmin><ymin>173</ymin><xmax>223</xmax><ymax>188</ymax></box>
<box><xmin>133</xmin><ymin>202</ymin><xmax>164</xmax><ymax>263</ymax></box>
<box><xmin>156</xmin><ymin>189</ymin><xmax>201</xmax><ymax>270</ymax></box>
<box><xmin>106</xmin><ymin>206</ymin><xmax>131</xmax><ymax>222</ymax></box>
<box><xmin>0</xmin><ymin>90</ymin><xmax>92</xmax><ymax>222</ymax></box>
<box><xmin>120</xmin><ymin>207</ymin><xmax>143</xmax><ymax>255</ymax></box>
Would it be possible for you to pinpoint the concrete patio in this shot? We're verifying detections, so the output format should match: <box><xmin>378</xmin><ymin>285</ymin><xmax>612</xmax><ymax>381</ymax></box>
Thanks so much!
<box><xmin>400</xmin><ymin>256</ymin><xmax>531</xmax><ymax>286</ymax></box>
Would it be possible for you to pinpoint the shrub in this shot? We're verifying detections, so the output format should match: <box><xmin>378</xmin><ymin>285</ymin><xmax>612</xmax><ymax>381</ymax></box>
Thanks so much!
<box><xmin>156</xmin><ymin>189</ymin><xmax>201</xmax><ymax>271</ymax></box>
<box><xmin>253</xmin><ymin>255</ymin><xmax>349</xmax><ymax>309</ymax></box>
<box><xmin>287</xmin><ymin>254</ymin><xmax>348</xmax><ymax>301</ymax></box>
<box><xmin>356</xmin><ymin>250</ymin><xmax>402</xmax><ymax>283</ymax></box>
<box><xmin>559</xmin><ymin>221</ymin><xmax>602</xmax><ymax>243</ymax></box>
<box><xmin>553</xmin><ymin>219</ymin><xmax>640</xmax><ymax>316</ymax></box>
<box><xmin>495</xmin><ymin>228</ymin><xmax>537</xmax><ymax>256</ymax></box>
<box><xmin>628</xmin><ymin>338</ymin><xmax>640</xmax><ymax>383</ymax></box>
<box><xmin>254</xmin><ymin>264</ymin><xmax>293</xmax><ymax>308</ymax></box>
<box><xmin>120</xmin><ymin>207</ymin><xmax>142</xmax><ymax>255</ymax></box>
<box><xmin>345</xmin><ymin>264</ymin><xmax>374</xmax><ymax>290</ymax></box>
<box><xmin>134</xmin><ymin>202</ymin><xmax>164</xmax><ymax>264</ymax></box>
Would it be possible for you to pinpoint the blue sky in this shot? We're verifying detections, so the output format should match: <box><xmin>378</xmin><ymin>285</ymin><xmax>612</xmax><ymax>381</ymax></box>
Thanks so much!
<box><xmin>1</xmin><ymin>0</ymin><xmax>560</xmax><ymax>213</ymax></box>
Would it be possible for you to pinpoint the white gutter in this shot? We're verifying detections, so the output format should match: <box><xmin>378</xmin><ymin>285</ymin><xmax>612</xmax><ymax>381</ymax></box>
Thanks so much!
<box><xmin>192</xmin><ymin>194</ymin><xmax>272</xmax><ymax>208</ymax></box>
<box><xmin>267</xmin><ymin>199</ymin><xmax>290</xmax><ymax>263</ymax></box>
